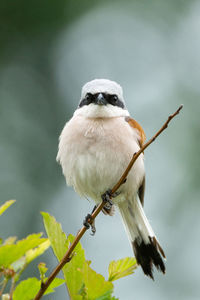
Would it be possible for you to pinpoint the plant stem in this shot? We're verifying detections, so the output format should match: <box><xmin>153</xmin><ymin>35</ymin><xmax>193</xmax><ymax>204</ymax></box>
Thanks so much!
<box><xmin>0</xmin><ymin>279</ymin><xmax>8</xmax><ymax>297</ymax></box>
<box><xmin>8</xmin><ymin>277</ymin><xmax>15</xmax><ymax>300</ymax></box>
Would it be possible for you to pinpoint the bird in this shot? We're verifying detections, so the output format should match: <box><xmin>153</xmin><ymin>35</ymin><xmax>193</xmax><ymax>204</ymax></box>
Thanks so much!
<box><xmin>56</xmin><ymin>78</ymin><xmax>166</xmax><ymax>279</ymax></box>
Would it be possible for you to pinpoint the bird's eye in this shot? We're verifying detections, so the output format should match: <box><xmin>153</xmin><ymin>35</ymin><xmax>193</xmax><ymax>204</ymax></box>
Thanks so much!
<box><xmin>107</xmin><ymin>94</ymin><xmax>118</xmax><ymax>104</ymax></box>
<box><xmin>106</xmin><ymin>94</ymin><xmax>124</xmax><ymax>109</ymax></box>
<box><xmin>85</xmin><ymin>93</ymin><xmax>93</xmax><ymax>101</ymax></box>
<box><xmin>112</xmin><ymin>95</ymin><xmax>118</xmax><ymax>102</ymax></box>
<box><xmin>79</xmin><ymin>93</ymin><xmax>94</xmax><ymax>107</ymax></box>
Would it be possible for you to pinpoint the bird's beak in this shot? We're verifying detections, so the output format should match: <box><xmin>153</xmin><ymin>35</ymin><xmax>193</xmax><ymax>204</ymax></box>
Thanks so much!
<box><xmin>95</xmin><ymin>93</ymin><xmax>107</xmax><ymax>106</ymax></box>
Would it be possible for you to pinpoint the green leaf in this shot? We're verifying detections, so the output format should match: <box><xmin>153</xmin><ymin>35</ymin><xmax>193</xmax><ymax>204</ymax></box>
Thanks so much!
<box><xmin>41</xmin><ymin>212</ymin><xmax>68</xmax><ymax>260</ymax></box>
<box><xmin>38</xmin><ymin>262</ymin><xmax>48</xmax><ymax>282</ymax></box>
<box><xmin>0</xmin><ymin>233</ymin><xmax>47</xmax><ymax>268</ymax></box>
<box><xmin>25</xmin><ymin>239</ymin><xmax>50</xmax><ymax>264</ymax></box>
<box><xmin>3</xmin><ymin>236</ymin><xmax>17</xmax><ymax>245</ymax></box>
<box><xmin>96</xmin><ymin>291</ymin><xmax>118</xmax><ymax>300</ymax></box>
<box><xmin>38</xmin><ymin>262</ymin><xmax>48</xmax><ymax>275</ymax></box>
<box><xmin>10</xmin><ymin>239</ymin><xmax>50</xmax><ymax>283</ymax></box>
<box><xmin>42</xmin><ymin>212</ymin><xmax>114</xmax><ymax>300</ymax></box>
<box><xmin>108</xmin><ymin>257</ymin><xmax>137</xmax><ymax>281</ymax></box>
<box><xmin>11</xmin><ymin>257</ymin><xmax>26</xmax><ymax>272</ymax></box>
<box><xmin>80</xmin><ymin>260</ymin><xmax>113</xmax><ymax>300</ymax></box>
<box><xmin>13</xmin><ymin>277</ymin><xmax>65</xmax><ymax>300</ymax></box>
<box><xmin>0</xmin><ymin>200</ymin><xmax>16</xmax><ymax>216</ymax></box>
<box><xmin>42</xmin><ymin>212</ymin><xmax>84</xmax><ymax>300</ymax></box>
<box><xmin>64</xmin><ymin>234</ymin><xmax>87</xmax><ymax>299</ymax></box>
<box><xmin>44</xmin><ymin>277</ymin><xmax>65</xmax><ymax>295</ymax></box>
<box><xmin>13</xmin><ymin>278</ymin><xmax>39</xmax><ymax>300</ymax></box>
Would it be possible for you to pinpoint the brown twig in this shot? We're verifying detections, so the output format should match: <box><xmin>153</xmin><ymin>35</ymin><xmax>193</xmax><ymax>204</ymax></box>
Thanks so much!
<box><xmin>34</xmin><ymin>105</ymin><xmax>183</xmax><ymax>300</ymax></box>
<box><xmin>111</xmin><ymin>104</ymin><xmax>183</xmax><ymax>193</ymax></box>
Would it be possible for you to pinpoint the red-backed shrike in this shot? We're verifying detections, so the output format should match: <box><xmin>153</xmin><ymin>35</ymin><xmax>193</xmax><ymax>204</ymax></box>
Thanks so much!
<box><xmin>57</xmin><ymin>79</ymin><xmax>165</xmax><ymax>279</ymax></box>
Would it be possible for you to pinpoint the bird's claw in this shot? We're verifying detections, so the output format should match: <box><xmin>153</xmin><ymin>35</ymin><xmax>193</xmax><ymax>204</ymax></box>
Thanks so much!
<box><xmin>101</xmin><ymin>189</ymin><xmax>120</xmax><ymax>212</ymax></box>
<box><xmin>83</xmin><ymin>214</ymin><xmax>92</xmax><ymax>229</ymax></box>
<box><xmin>83</xmin><ymin>213</ymin><xmax>96</xmax><ymax>235</ymax></box>
<box><xmin>90</xmin><ymin>223</ymin><xmax>96</xmax><ymax>236</ymax></box>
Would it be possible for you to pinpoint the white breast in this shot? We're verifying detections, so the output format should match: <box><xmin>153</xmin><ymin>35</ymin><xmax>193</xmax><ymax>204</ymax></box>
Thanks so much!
<box><xmin>57</xmin><ymin>115</ymin><xmax>145</xmax><ymax>203</ymax></box>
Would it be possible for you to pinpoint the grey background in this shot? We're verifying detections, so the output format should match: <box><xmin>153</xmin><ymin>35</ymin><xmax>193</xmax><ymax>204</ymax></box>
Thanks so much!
<box><xmin>0</xmin><ymin>0</ymin><xmax>200</xmax><ymax>299</ymax></box>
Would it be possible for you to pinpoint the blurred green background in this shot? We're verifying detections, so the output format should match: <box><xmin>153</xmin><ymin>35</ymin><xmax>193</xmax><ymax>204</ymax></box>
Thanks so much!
<box><xmin>0</xmin><ymin>0</ymin><xmax>200</xmax><ymax>299</ymax></box>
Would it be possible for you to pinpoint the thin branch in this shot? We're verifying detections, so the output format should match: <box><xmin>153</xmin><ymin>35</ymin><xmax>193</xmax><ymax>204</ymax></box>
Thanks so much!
<box><xmin>34</xmin><ymin>105</ymin><xmax>183</xmax><ymax>300</ymax></box>
<box><xmin>111</xmin><ymin>104</ymin><xmax>183</xmax><ymax>193</ymax></box>
<box><xmin>0</xmin><ymin>278</ymin><xmax>8</xmax><ymax>297</ymax></box>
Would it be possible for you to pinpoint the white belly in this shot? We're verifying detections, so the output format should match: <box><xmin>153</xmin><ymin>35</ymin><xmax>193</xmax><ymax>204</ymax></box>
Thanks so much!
<box><xmin>57</xmin><ymin>115</ymin><xmax>145</xmax><ymax>203</ymax></box>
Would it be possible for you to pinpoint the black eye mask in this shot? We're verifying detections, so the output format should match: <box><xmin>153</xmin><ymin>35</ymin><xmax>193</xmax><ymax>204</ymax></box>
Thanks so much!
<box><xmin>79</xmin><ymin>92</ymin><xmax>125</xmax><ymax>109</ymax></box>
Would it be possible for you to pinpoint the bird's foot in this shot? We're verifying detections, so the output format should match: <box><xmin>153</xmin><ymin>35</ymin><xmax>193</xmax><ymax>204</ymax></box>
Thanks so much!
<box><xmin>101</xmin><ymin>189</ymin><xmax>120</xmax><ymax>215</ymax></box>
<box><xmin>83</xmin><ymin>209</ymin><xmax>96</xmax><ymax>236</ymax></box>
<box><xmin>83</xmin><ymin>213</ymin><xmax>91</xmax><ymax>229</ymax></box>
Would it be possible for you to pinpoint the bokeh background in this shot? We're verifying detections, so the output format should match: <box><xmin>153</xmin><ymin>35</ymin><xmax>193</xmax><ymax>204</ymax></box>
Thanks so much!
<box><xmin>0</xmin><ymin>0</ymin><xmax>200</xmax><ymax>299</ymax></box>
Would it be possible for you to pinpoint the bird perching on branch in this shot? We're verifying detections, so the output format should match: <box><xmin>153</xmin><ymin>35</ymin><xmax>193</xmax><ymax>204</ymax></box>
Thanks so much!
<box><xmin>57</xmin><ymin>79</ymin><xmax>166</xmax><ymax>279</ymax></box>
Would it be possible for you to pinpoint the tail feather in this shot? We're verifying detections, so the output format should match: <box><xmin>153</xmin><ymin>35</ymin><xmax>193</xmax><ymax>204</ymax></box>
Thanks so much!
<box><xmin>133</xmin><ymin>236</ymin><xmax>165</xmax><ymax>280</ymax></box>
<box><xmin>118</xmin><ymin>197</ymin><xmax>166</xmax><ymax>279</ymax></box>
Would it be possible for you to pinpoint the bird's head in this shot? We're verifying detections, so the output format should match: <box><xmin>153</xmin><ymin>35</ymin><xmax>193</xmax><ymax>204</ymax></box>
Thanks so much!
<box><xmin>74</xmin><ymin>79</ymin><xmax>129</xmax><ymax>118</ymax></box>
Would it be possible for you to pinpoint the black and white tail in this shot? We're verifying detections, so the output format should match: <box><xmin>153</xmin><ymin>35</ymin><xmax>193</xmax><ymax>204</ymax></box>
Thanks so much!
<box><xmin>118</xmin><ymin>197</ymin><xmax>166</xmax><ymax>280</ymax></box>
